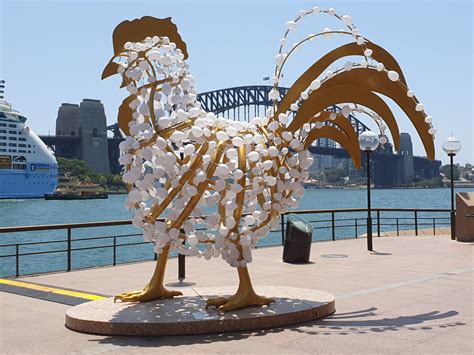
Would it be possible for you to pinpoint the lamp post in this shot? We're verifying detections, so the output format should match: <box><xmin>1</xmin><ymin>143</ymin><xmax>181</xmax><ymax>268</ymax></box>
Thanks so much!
<box><xmin>442</xmin><ymin>136</ymin><xmax>461</xmax><ymax>240</ymax></box>
<box><xmin>359</xmin><ymin>131</ymin><xmax>380</xmax><ymax>251</ymax></box>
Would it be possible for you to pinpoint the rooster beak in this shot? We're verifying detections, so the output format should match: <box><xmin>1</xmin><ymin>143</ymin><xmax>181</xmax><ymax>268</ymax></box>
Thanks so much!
<box><xmin>102</xmin><ymin>58</ymin><xmax>119</xmax><ymax>80</ymax></box>
<box><xmin>102</xmin><ymin>58</ymin><xmax>128</xmax><ymax>88</ymax></box>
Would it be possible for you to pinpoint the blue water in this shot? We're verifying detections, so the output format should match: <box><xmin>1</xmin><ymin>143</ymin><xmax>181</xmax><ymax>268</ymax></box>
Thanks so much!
<box><xmin>0</xmin><ymin>187</ymin><xmax>471</xmax><ymax>277</ymax></box>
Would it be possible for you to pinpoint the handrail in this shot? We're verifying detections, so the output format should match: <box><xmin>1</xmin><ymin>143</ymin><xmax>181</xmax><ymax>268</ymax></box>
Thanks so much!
<box><xmin>0</xmin><ymin>207</ymin><xmax>452</xmax><ymax>278</ymax></box>
<box><xmin>0</xmin><ymin>219</ymin><xmax>132</xmax><ymax>233</ymax></box>
<box><xmin>0</xmin><ymin>208</ymin><xmax>451</xmax><ymax>233</ymax></box>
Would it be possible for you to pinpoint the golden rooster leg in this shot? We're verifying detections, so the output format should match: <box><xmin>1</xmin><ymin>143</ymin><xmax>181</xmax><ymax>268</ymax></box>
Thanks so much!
<box><xmin>206</xmin><ymin>267</ymin><xmax>275</xmax><ymax>311</ymax></box>
<box><xmin>114</xmin><ymin>245</ymin><xmax>182</xmax><ymax>302</ymax></box>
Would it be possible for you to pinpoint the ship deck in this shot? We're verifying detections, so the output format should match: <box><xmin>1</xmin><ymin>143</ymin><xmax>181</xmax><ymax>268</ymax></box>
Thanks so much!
<box><xmin>1</xmin><ymin>233</ymin><xmax>472</xmax><ymax>354</ymax></box>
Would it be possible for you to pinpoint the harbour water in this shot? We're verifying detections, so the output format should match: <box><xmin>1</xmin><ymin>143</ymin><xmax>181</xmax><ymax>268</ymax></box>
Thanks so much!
<box><xmin>1</xmin><ymin>187</ymin><xmax>470</xmax><ymax>227</ymax></box>
<box><xmin>0</xmin><ymin>187</ymin><xmax>472</xmax><ymax>277</ymax></box>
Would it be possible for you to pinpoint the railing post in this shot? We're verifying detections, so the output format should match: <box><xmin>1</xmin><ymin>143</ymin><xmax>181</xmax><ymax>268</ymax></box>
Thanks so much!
<box><xmin>396</xmin><ymin>218</ymin><xmax>399</xmax><ymax>236</ymax></box>
<box><xmin>377</xmin><ymin>210</ymin><xmax>381</xmax><ymax>237</ymax></box>
<box><xmin>281</xmin><ymin>214</ymin><xmax>285</xmax><ymax>245</ymax></box>
<box><xmin>414</xmin><ymin>211</ymin><xmax>418</xmax><ymax>236</ymax></box>
<box><xmin>15</xmin><ymin>244</ymin><xmax>19</xmax><ymax>277</ymax></box>
<box><xmin>355</xmin><ymin>218</ymin><xmax>358</xmax><ymax>238</ymax></box>
<box><xmin>113</xmin><ymin>236</ymin><xmax>117</xmax><ymax>266</ymax></box>
<box><xmin>433</xmin><ymin>218</ymin><xmax>436</xmax><ymax>235</ymax></box>
<box><xmin>331</xmin><ymin>212</ymin><xmax>336</xmax><ymax>241</ymax></box>
<box><xmin>67</xmin><ymin>227</ymin><xmax>72</xmax><ymax>272</ymax></box>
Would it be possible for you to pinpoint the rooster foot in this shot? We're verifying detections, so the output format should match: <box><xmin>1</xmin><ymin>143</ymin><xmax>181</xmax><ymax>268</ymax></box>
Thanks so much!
<box><xmin>114</xmin><ymin>287</ymin><xmax>182</xmax><ymax>303</ymax></box>
<box><xmin>205</xmin><ymin>291</ymin><xmax>275</xmax><ymax>312</ymax></box>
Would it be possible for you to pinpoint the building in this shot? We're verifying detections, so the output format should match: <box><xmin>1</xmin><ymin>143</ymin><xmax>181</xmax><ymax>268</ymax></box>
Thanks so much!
<box><xmin>398</xmin><ymin>132</ymin><xmax>415</xmax><ymax>183</ymax></box>
<box><xmin>55</xmin><ymin>99</ymin><xmax>110</xmax><ymax>173</ymax></box>
<box><xmin>308</xmin><ymin>132</ymin><xmax>441</xmax><ymax>187</ymax></box>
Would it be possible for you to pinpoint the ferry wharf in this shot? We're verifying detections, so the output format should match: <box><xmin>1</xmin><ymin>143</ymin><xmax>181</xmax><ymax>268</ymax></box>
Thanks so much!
<box><xmin>0</xmin><ymin>233</ymin><xmax>472</xmax><ymax>354</ymax></box>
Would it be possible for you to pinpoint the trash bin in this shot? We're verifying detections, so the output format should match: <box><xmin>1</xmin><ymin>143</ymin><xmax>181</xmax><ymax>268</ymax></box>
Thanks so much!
<box><xmin>282</xmin><ymin>214</ymin><xmax>313</xmax><ymax>263</ymax></box>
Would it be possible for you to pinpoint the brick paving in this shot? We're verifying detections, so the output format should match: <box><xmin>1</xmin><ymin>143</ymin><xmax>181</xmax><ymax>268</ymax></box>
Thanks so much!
<box><xmin>1</xmin><ymin>233</ymin><xmax>472</xmax><ymax>354</ymax></box>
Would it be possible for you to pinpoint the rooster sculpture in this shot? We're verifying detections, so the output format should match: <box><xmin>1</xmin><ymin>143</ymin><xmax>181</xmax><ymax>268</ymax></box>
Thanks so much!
<box><xmin>102</xmin><ymin>7</ymin><xmax>435</xmax><ymax>311</ymax></box>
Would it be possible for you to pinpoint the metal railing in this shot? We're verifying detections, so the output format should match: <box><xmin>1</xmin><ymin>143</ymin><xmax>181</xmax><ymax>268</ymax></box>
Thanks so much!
<box><xmin>0</xmin><ymin>208</ymin><xmax>451</xmax><ymax>278</ymax></box>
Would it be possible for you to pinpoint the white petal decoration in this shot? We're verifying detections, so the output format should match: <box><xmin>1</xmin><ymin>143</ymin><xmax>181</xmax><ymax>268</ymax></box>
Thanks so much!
<box><xmin>226</xmin><ymin>126</ymin><xmax>238</xmax><ymax>137</ymax></box>
<box><xmin>233</xmin><ymin>169</ymin><xmax>244</xmax><ymax>180</ymax></box>
<box><xmin>158</xmin><ymin>116</ymin><xmax>171</xmax><ymax>128</ymax></box>
<box><xmin>232</xmin><ymin>136</ymin><xmax>244</xmax><ymax>147</ymax></box>
<box><xmin>387</xmin><ymin>70</ymin><xmax>399</xmax><ymax>81</ymax></box>
<box><xmin>156</xmin><ymin>137</ymin><xmax>167</xmax><ymax>150</ymax></box>
<box><xmin>282</xmin><ymin>131</ymin><xmax>293</xmax><ymax>141</ymax></box>
<box><xmin>183</xmin><ymin>144</ymin><xmax>195</xmax><ymax>156</ymax></box>
<box><xmin>278</xmin><ymin>113</ymin><xmax>288</xmax><ymax>124</ymax></box>
<box><xmin>216</xmin><ymin>131</ymin><xmax>229</xmax><ymax>141</ymax></box>
<box><xmin>217</xmin><ymin>164</ymin><xmax>230</xmax><ymax>178</ymax></box>
<box><xmin>341</xmin><ymin>105</ymin><xmax>351</xmax><ymax>117</ymax></box>
<box><xmin>248</xmin><ymin>151</ymin><xmax>260</xmax><ymax>162</ymax></box>
<box><xmin>268</xmin><ymin>121</ymin><xmax>279</xmax><ymax>132</ymax></box>
<box><xmin>191</xmin><ymin>125</ymin><xmax>203</xmax><ymax>137</ymax></box>
<box><xmin>309</xmin><ymin>79</ymin><xmax>321</xmax><ymax>90</ymax></box>
<box><xmin>268</xmin><ymin>146</ymin><xmax>279</xmax><ymax>157</ymax></box>
<box><xmin>342</xmin><ymin>15</ymin><xmax>352</xmax><ymax>25</ymax></box>
<box><xmin>275</xmin><ymin>53</ymin><xmax>285</xmax><ymax>66</ymax></box>
<box><xmin>286</xmin><ymin>21</ymin><xmax>297</xmax><ymax>31</ymax></box>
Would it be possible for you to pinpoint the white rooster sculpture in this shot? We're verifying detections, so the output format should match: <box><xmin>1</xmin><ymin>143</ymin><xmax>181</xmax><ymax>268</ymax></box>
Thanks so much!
<box><xmin>102</xmin><ymin>7</ymin><xmax>435</xmax><ymax>311</ymax></box>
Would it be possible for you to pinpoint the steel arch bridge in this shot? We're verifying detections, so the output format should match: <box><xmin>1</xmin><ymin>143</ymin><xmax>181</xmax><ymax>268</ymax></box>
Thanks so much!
<box><xmin>108</xmin><ymin>85</ymin><xmax>376</xmax><ymax>154</ymax></box>
<box><xmin>195</xmin><ymin>85</ymin><xmax>374</xmax><ymax>155</ymax></box>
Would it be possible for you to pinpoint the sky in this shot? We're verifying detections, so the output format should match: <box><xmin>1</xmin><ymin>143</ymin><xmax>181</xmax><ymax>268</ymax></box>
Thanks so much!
<box><xmin>1</xmin><ymin>0</ymin><xmax>473</xmax><ymax>165</ymax></box>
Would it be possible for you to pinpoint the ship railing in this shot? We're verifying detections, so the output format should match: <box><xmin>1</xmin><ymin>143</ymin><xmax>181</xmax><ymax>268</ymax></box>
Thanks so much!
<box><xmin>0</xmin><ymin>208</ymin><xmax>451</xmax><ymax>278</ymax></box>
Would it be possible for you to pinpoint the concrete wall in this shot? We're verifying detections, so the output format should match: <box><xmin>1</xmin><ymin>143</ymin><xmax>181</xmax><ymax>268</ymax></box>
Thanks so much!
<box><xmin>56</xmin><ymin>99</ymin><xmax>110</xmax><ymax>173</ymax></box>
<box><xmin>455</xmin><ymin>192</ymin><xmax>474</xmax><ymax>242</ymax></box>
<box><xmin>398</xmin><ymin>132</ymin><xmax>415</xmax><ymax>183</ymax></box>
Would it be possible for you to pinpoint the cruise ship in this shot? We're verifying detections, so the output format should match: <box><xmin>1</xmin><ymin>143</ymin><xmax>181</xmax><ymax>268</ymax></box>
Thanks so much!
<box><xmin>0</xmin><ymin>98</ymin><xmax>58</xmax><ymax>198</ymax></box>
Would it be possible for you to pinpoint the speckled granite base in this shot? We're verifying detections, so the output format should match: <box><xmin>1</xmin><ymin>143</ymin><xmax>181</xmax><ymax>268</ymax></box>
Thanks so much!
<box><xmin>65</xmin><ymin>286</ymin><xmax>335</xmax><ymax>336</ymax></box>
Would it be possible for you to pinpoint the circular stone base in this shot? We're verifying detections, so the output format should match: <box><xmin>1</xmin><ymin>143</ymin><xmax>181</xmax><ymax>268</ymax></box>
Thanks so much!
<box><xmin>65</xmin><ymin>286</ymin><xmax>335</xmax><ymax>336</ymax></box>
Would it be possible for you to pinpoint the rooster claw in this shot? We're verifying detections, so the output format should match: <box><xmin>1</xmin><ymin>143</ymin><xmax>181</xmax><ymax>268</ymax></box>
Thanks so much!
<box><xmin>114</xmin><ymin>288</ymin><xmax>183</xmax><ymax>303</ymax></box>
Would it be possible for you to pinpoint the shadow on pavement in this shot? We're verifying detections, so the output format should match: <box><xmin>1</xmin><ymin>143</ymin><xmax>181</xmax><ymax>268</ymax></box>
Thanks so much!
<box><xmin>90</xmin><ymin>306</ymin><xmax>464</xmax><ymax>348</ymax></box>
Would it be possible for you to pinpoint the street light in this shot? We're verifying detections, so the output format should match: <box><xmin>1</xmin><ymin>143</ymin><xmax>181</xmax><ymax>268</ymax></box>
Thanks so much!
<box><xmin>359</xmin><ymin>130</ymin><xmax>380</xmax><ymax>251</ymax></box>
<box><xmin>442</xmin><ymin>136</ymin><xmax>462</xmax><ymax>240</ymax></box>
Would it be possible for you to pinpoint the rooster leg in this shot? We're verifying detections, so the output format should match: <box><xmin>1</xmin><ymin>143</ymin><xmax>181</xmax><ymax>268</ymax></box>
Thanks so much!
<box><xmin>206</xmin><ymin>267</ymin><xmax>275</xmax><ymax>311</ymax></box>
<box><xmin>114</xmin><ymin>245</ymin><xmax>182</xmax><ymax>302</ymax></box>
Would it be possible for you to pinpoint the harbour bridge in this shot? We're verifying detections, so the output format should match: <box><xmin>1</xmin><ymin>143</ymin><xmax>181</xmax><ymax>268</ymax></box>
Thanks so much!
<box><xmin>106</xmin><ymin>85</ymin><xmax>373</xmax><ymax>158</ymax></box>
<box><xmin>40</xmin><ymin>85</ymin><xmax>440</xmax><ymax>187</ymax></box>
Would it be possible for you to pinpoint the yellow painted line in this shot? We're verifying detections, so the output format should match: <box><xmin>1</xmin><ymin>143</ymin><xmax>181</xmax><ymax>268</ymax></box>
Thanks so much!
<box><xmin>0</xmin><ymin>278</ymin><xmax>106</xmax><ymax>301</ymax></box>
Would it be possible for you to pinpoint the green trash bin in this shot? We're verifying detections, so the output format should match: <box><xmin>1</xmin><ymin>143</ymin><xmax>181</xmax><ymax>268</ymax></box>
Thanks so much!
<box><xmin>283</xmin><ymin>214</ymin><xmax>313</xmax><ymax>263</ymax></box>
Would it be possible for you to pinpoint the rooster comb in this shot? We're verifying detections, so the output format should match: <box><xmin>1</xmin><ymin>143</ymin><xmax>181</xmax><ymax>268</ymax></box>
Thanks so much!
<box><xmin>102</xmin><ymin>16</ymin><xmax>188</xmax><ymax>80</ymax></box>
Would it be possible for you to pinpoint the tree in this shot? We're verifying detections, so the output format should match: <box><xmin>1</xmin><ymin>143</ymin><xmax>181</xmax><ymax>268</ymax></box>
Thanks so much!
<box><xmin>441</xmin><ymin>164</ymin><xmax>460</xmax><ymax>180</ymax></box>
<box><xmin>56</xmin><ymin>157</ymin><xmax>126</xmax><ymax>190</ymax></box>
<box><xmin>57</xmin><ymin>157</ymin><xmax>95</xmax><ymax>178</ymax></box>
<box><xmin>324</xmin><ymin>168</ymin><xmax>347</xmax><ymax>184</ymax></box>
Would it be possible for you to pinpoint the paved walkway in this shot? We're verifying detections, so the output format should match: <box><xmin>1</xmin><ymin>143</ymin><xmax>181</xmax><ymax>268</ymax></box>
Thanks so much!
<box><xmin>1</xmin><ymin>234</ymin><xmax>472</xmax><ymax>354</ymax></box>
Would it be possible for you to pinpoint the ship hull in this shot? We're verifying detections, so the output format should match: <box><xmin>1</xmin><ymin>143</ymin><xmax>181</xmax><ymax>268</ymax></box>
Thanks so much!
<box><xmin>0</xmin><ymin>163</ymin><xmax>58</xmax><ymax>199</ymax></box>
<box><xmin>44</xmin><ymin>193</ymin><xmax>108</xmax><ymax>200</ymax></box>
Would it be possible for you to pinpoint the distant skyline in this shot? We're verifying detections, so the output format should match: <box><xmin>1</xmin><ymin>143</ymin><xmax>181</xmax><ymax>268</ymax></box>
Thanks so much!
<box><xmin>1</xmin><ymin>0</ymin><xmax>472</xmax><ymax>165</ymax></box>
